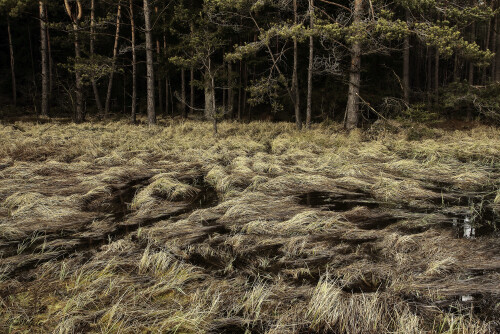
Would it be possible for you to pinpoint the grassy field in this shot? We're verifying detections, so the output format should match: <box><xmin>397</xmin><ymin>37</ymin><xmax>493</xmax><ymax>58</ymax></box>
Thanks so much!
<box><xmin>0</xmin><ymin>118</ymin><xmax>499</xmax><ymax>333</ymax></box>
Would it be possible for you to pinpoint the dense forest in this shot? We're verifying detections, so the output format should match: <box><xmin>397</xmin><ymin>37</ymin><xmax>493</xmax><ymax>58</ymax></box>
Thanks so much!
<box><xmin>1</xmin><ymin>0</ymin><xmax>499</xmax><ymax>129</ymax></box>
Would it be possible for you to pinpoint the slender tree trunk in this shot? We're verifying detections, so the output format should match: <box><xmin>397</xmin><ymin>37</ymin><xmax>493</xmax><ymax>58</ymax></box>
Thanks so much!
<box><xmin>190</xmin><ymin>68</ymin><xmax>195</xmax><ymax>113</ymax></box>
<box><xmin>306</xmin><ymin>0</ymin><xmax>314</xmax><ymax>128</ymax></box>
<box><xmin>165</xmin><ymin>76</ymin><xmax>170</xmax><ymax>116</ymax></box>
<box><xmin>204</xmin><ymin>59</ymin><xmax>215</xmax><ymax>120</ymax></box>
<box><xmin>181</xmin><ymin>68</ymin><xmax>186</xmax><ymax>118</ymax></box>
<box><xmin>74</xmin><ymin>21</ymin><xmax>84</xmax><ymax>122</ymax></box>
<box><xmin>154</xmin><ymin>7</ymin><xmax>163</xmax><ymax>116</ymax></box>
<box><xmin>292</xmin><ymin>0</ymin><xmax>302</xmax><ymax>129</ymax></box>
<box><xmin>495</xmin><ymin>12</ymin><xmax>500</xmax><ymax>81</ymax></box>
<box><xmin>403</xmin><ymin>9</ymin><xmax>410</xmax><ymax>104</ymax></box>
<box><xmin>40</xmin><ymin>1</ymin><xmax>49</xmax><ymax>117</ymax></box>
<box><xmin>243</xmin><ymin>63</ymin><xmax>248</xmax><ymax>118</ymax></box>
<box><xmin>7</xmin><ymin>18</ymin><xmax>16</xmax><ymax>107</ymax></box>
<box><xmin>238</xmin><ymin>60</ymin><xmax>242</xmax><ymax>120</ymax></box>
<box><xmin>169</xmin><ymin>77</ymin><xmax>174</xmax><ymax>115</ymax></box>
<box><xmin>228</xmin><ymin>61</ymin><xmax>234</xmax><ymax>118</ymax></box>
<box><xmin>163</xmin><ymin>35</ymin><xmax>169</xmax><ymax>115</ymax></box>
<box><xmin>105</xmin><ymin>3</ymin><xmax>122</xmax><ymax>116</ymax></box>
<box><xmin>482</xmin><ymin>15</ymin><xmax>492</xmax><ymax>84</ymax></box>
<box><xmin>468</xmin><ymin>18</ymin><xmax>475</xmax><ymax>86</ymax></box>
<box><xmin>492</xmin><ymin>11</ymin><xmax>498</xmax><ymax>81</ymax></box>
<box><xmin>129</xmin><ymin>0</ymin><xmax>137</xmax><ymax>123</ymax></box>
<box><xmin>45</xmin><ymin>7</ymin><xmax>53</xmax><ymax>96</ymax></box>
<box><xmin>156</xmin><ymin>41</ymin><xmax>164</xmax><ymax>116</ymax></box>
<box><xmin>426</xmin><ymin>46</ymin><xmax>432</xmax><ymax>103</ymax></box>
<box><xmin>453</xmin><ymin>53</ymin><xmax>459</xmax><ymax>82</ymax></box>
<box><xmin>143</xmin><ymin>0</ymin><xmax>156</xmax><ymax>125</ymax></box>
<box><xmin>28</xmin><ymin>24</ymin><xmax>38</xmax><ymax>114</ymax></box>
<box><xmin>90</xmin><ymin>0</ymin><xmax>103</xmax><ymax>114</ymax></box>
<box><xmin>212</xmin><ymin>74</ymin><xmax>217</xmax><ymax>134</ymax></box>
<box><xmin>345</xmin><ymin>0</ymin><xmax>363</xmax><ymax>131</ymax></box>
<box><xmin>434</xmin><ymin>48</ymin><xmax>439</xmax><ymax>103</ymax></box>
<box><xmin>222</xmin><ymin>58</ymin><xmax>226</xmax><ymax>114</ymax></box>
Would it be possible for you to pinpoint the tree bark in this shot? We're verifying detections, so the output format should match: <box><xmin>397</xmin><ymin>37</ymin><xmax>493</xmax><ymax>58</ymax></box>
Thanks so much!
<box><xmin>212</xmin><ymin>74</ymin><xmax>217</xmax><ymax>134</ymax></box>
<box><xmin>181</xmin><ymin>68</ymin><xmax>187</xmax><ymax>118</ymax></box>
<box><xmin>482</xmin><ymin>14</ymin><xmax>492</xmax><ymax>84</ymax></box>
<box><xmin>154</xmin><ymin>6</ymin><xmax>164</xmax><ymax>116</ymax></box>
<box><xmin>90</xmin><ymin>0</ymin><xmax>103</xmax><ymax>114</ymax></box>
<box><xmin>434</xmin><ymin>48</ymin><xmax>439</xmax><ymax>103</ymax></box>
<box><xmin>129</xmin><ymin>0</ymin><xmax>137</xmax><ymax>123</ymax></box>
<box><xmin>238</xmin><ymin>60</ymin><xmax>242</xmax><ymax>120</ymax></box>
<box><xmin>204</xmin><ymin>59</ymin><xmax>215</xmax><ymax>120</ymax></box>
<box><xmin>403</xmin><ymin>9</ymin><xmax>410</xmax><ymax>104</ymax></box>
<box><xmin>306</xmin><ymin>0</ymin><xmax>314</xmax><ymax>128</ymax></box>
<box><xmin>228</xmin><ymin>61</ymin><xmax>234</xmax><ymax>118</ymax></box>
<box><xmin>105</xmin><ymin>2</ymin><xmax>122</xmax><ymax>116</ymax></box>
<box><xmin>190</xmin><ymin>68</ymin><xmax>195</xmax><ymax>113</ymax></box>
<box><xmin>143</xmin><ymin>0</ymin><xmax>156</xmax><ymax>125</ymax></box>
<box><xmin>73</xmin><ymin>21</ymin><xmax>84</xmax><ymax>123</ymax></box>
<box><xmin>468</xmin><ymin>18</ymin><xmax>475</xmax><ymax>86</ymax></box>
<box><xmin>7</xmin><ymin>18</ymin><xmax>16</xmax><ymax>107</ymax></box>
<box><xmin>495</xmin><ymin>12</ymin><xmax>500</xmax><ymax>81</ymax></box>
<box><xmin>163</xmin><ymin>35</ymin><xmax>169</xmax><ymax>115</ymax></box>
<box><xmin>46</xmin><ymin>10</ymin><xmax>53</xmax><ymax>96</ymax></box>
<box><xmin>63</xmin><ymin>0</ymin><xmax>84</xmax><ymax>122</ymax></box>
<box><xmin>243</xmin><ymin>63</ymin><xmax>248</xmax><ymax>118</ymax></box>
<box><xmin>345</xmin><ymin>0</ymin><xmax>363</xmax><ymax>131</ymax></box>
<box><xmin>40</xmin><ymin>1</ymin><xmax>49</xmax><ymax>117</ymax></box>
<box><xmin>292</xmin><ymin>0</ymin><xmax>302</xmax><ymax>130</ymax></box>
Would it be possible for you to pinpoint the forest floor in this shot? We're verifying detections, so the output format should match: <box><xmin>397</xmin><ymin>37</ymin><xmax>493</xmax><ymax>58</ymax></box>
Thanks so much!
<box><xmin>0</xmin><ymin>118</ymin><xmax>499</xmax><ymax>333</ymax></box>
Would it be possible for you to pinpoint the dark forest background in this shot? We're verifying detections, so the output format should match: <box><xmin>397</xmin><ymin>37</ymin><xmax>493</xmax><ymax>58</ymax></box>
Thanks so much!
<box><xmin>1</xmin><ymin>0</ymin><xmax>500</xmax><ymax>130</ymax></box>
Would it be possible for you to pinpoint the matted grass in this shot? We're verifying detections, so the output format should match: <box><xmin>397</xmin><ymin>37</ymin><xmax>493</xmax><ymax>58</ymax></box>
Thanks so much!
<box><xmin>0</xmin><ymin>118</ymin><xmax>499</xmax><ymax>333</ymax></box>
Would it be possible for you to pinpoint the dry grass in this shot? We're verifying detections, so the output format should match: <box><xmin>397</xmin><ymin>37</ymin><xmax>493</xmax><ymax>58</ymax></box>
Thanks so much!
<box><xmin>1</xmin><ymin>118</ymin><xmax>499</xmax><ymax>333</ymax></box>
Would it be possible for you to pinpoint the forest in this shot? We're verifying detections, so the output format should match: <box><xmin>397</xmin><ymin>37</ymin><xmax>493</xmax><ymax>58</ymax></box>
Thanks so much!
<box><xmin>1</xmin><ymin>0</ymin><xmax>500</xmax><ymax>333</ymax></box>
<box><xmin>0</xmin><ymin>0</ymin><xmax>499</xmax><ymax>127</ymax></box>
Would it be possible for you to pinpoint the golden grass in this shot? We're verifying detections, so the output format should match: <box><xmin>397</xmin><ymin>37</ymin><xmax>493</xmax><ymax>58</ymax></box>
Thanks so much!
<box><xmin>1</xmin><ymin>119</ymin><xmax>499</xmax><ymax>333</ymax></box>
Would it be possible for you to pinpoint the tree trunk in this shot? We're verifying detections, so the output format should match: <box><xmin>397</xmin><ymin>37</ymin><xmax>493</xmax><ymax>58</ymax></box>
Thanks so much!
<box><xmin>345</xmin><ymin>0</ymin><xmax>363</xmax><ymax>131</ymax></box>
<box><xmin>204</xmin><ymin>60</ymin><xmax>215</xmax><ymax>120</ymax></box>
<box><xmin>74</xmin><ymin>21</ymin><xmax>84</xmax><ymax>123</ymax></box>
<box><xmin>64</xmin><ymin>0</ymin><xmax>83</xmax><ymax>121</ymax></box>
<box><xmin>222</xmin><ymin>59</ymin><xmax>226</xmax><ymax>115</ymax></box>
<box><xmin>143</xmin><ymin>0</ymin><xmax>156</xmax><ymax>125</ymax></box>
<box><xmin>204</xmin><ymin>77</ymin><xmax>215</xmax><ymax>120</ymax></box>
<box><xmin>434</xmin><ymin>48</ymin><xmax>439</xmax><ymax>103</ymax></box>
<box><xmin>90</xmin><ymin>0</ymin><xmax>103</xmax><ymax>114</ymax></box>
<box><xmin>238</xmin><ymin>60</ymin><xmax>242</xmax><ymax>120</ymax></box>
<box><xmin>28</xmin><ymin>23</ymin><xmax>38</xmax><ymax>114</ymax></box>
<box><xmin>292</xmin><ymin>0</ymin><xmax>302</xmax><ymax>130</ymax></box>
<box><xmin>482</xmin><ymin>14</ymin><xmax>492</xmax><ymax>84</ymax></box>
<box><xmin>491</xmin><ymin>11</ymin><xmax>497</xmax><ymax>81</ymax></box>
<box><xmin>495</xmin><ymin>12</ymin><xmax>500</xmax><ymax>81</ymax></box>
<box><xmin>306</xmin><ymin>0</ymin><xmax>314</xmax><ymax>128</ymax></box>
<box><xmin>130</xmin><ymin>0</ymin><xmax>137</xmax><ymax>123</ymax></box>
<box><xmin>154</xmin><ymin>6</ymin><xmax>164</xmax><ymax>116</ymax></box>
<box><xmin>453</xmin><ymin>53</ymin><xmax>459</xmax><ymax>82</ymax></box>
<box><xmin>403</xmin><ymin>9</ymin><xmax>410</xmax><ymax>104</ymax></box>
<box><xmin>468</xmin><ymin>18</ymin><xmax>475</xmax><ymax>86</ymax></box>
<box><xmin>212</xmin><ymin>74</ymin><xmax>217</xmax><ymax>135</ymax></box>
<box><xmin>228</xmin><ymin>61</ymin><xmax>234</xmax><ymax>118</ymax></box>
<box><xmin>45</xmin><ymin>7</ymin><xmax>53</xmax><ymax>95</ymax></box>
<box><xmin>105</xmin><ymin>3</ymin><xmax>122</xmax><ymax>116</ymax></box>
<box><xmin>190</xmin><ymin>68</ymin><xmax>195</xmax><ymax>113</ymax></box>
<box><xmin>243</xmin><ymin>63</ymin><xmax>248</xmax><ymax>118</ymax></box>
<box><xmin>181</xmin><ymin>68</ymin><xmax>186</xmax><ymax>118</ymax></box>
<box><xmin>7</xmin><ymin>18</ymin><xmax>16</xmax><ymax>107</ymax></box>
<box><xmin>40</xmin><ymin>1</ymin><xmax>49</xmax><ymax>117</ymax></box>
<box><xmin>163</xmin><ymin>35</ymin><xmax>169</xmax><ymax>115</ymax></box>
